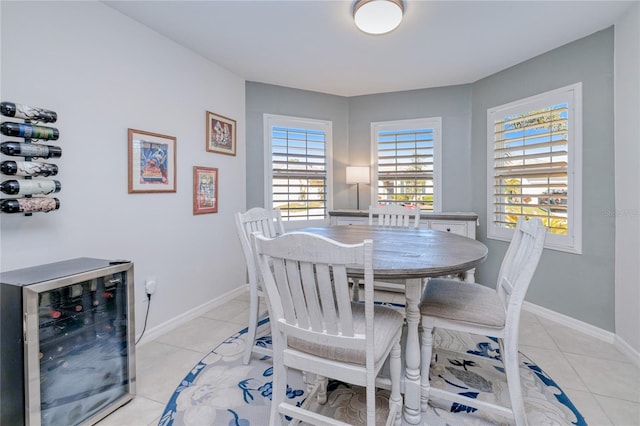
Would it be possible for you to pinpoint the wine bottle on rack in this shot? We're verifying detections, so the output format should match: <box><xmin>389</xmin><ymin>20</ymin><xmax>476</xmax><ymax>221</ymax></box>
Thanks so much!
<box><xmin>0</xmin><ymin>160</ymin><xmax>58</xmax><ymax>177</ymax></box>
<box><xmin>0</xmin><ymin>197</ymin><xmax>60</xmax><ymax>213</ymax></box>
<box><xmin>0</xmin><ymin>141</ymin><xmax>62</xmax><ymax>158</ymax></box>
<box><xmin>0</xmin><ymin>122</ymin><xmax>59</xmax><ymax>140</ymax></box>
<box><xmin>0</xmin><ymin>102</ymin><xmax>57</xmax><ymax>123</ymax></box>
<box><xmin>0</xmin><ymin>179</ymin><xmax>61</xmax><ymax>196</ymax></box>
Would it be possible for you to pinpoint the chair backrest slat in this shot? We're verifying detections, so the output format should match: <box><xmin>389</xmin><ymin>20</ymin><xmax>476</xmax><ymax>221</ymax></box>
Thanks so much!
<box><xmin>332</xmin><ymin>264</ymin><xmax>355</xmax><ymax>336</ymax></box>
<box><xmin>369</xmin><ymin>204</ymin><xmax>421</xmax><ymax>228</ymax></box>
<box><xmin>299</xmin><ymin>260</ymin><xmax>323</xmax><ymax>331</ymax></box>
<box><xmin>310</xmin><ymin>263</ymin><xmax>335</xmax><ymax>334</ymax></box>
<box><xmin>284</xmin><ymin>258</ymin><xmax>310</xmax><ymax>329</ymax></box>
<box><xmin>273</xmin><ymin>257</ymin><xmax>295</xmax><ymax>325</ymax></box>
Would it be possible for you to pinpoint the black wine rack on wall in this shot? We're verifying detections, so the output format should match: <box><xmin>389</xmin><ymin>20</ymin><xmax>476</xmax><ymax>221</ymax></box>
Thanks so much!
<box><xmin>0</xmin><ymin>102</ymin><xmax>62</xmax><ymax>216</ymax></box>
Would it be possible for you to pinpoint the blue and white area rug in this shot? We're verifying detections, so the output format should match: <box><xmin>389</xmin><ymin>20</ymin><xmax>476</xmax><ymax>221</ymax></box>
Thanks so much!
<box><xmin>159</xmin><ymin>315</ymin><xmax>586</xmax><ymax>425</ymax></box>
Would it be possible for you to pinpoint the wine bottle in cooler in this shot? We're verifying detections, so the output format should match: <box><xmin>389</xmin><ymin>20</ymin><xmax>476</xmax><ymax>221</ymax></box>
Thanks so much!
<box><xmin>113</xmin><ymin>276</ymin><xmax>126</xmax><ymax>338</ymax></box>
<box><xmin>0</xmin><ymin>197</ymin><xmax>60</xmax><ymax>213</ymax></box>
<box><xmin>0</xmin><ymin>141</ymin><xmax>62</xmax><ymax>158</ymax></box>
<box><xmin>82</xmin><ymin>282</ymin><xmax>95</xmax><ymax>339</ymax></box>
<box><xmin>49</xmin><ymin>289</ymin><xmax>63</xmax><ymax>322</ymax></box>
<box><xmin>0</xmin><ymin>179</ymin><xmax>61</xmax><ymax>196</ymax></box>
<box><xmin>0</xmin><ymin>122</ymin><xmax>59</xmax><ymax>140</ymax></box>
<box><xmin>0</xmin><ymin>160</ymin><xmax>59</xmax><ymax>177</ymax></box>
<box><xmin>0</xmin><ymin>102</ymin><xmax>57</xmax><ymax>123</ymax></box>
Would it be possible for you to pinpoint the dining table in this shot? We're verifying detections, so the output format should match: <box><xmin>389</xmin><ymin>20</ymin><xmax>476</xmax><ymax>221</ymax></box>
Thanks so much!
<box><xmin>297</xmin><ymin>224</ymin><xmax>489</xmax><ymax>424</ymax></box>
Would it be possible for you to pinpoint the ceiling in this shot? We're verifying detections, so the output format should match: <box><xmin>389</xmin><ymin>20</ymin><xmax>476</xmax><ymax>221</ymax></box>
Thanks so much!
<box><xmin>104</xmin><ymin>0</ymin><xmax>635</xmax><ymax>97</ymax></box>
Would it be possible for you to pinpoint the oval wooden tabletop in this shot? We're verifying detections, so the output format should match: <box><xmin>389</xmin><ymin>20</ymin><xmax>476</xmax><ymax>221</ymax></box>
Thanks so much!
<box><xmin>298</xmin><ymin>225</ymin><xmax>488</xmax><ymax>279</ymax></box>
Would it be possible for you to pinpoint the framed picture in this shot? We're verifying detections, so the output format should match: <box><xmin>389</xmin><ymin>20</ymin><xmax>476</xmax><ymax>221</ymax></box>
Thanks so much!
<box><xmin>193</xmin><ymin>166</ymin><xmax>218</xmax><ymax>214</ymax></box>
<box><xmin>128</xmin><ymin>129</ymin><xmax>176</xmax><ymax>193</ymax></box>
<box><xmin>206</xmin><ymin>111</ymin><xmax>236</xmax><ymax>156</ymax></box>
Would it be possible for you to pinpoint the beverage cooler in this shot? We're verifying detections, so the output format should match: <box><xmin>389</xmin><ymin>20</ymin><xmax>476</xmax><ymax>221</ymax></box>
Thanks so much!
<box><xmin>0</xmin><ymin>258</ymin><xmax>136</xmax><ymax>425</ymax></box>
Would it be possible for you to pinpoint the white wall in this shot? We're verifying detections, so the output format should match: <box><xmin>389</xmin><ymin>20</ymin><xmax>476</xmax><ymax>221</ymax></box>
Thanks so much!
<box><xmin>0</xmin><ymin>1</ymin><xmax>247</xmax><ymax>337</ymax></box>
<box><xmin>614</xmin><ymin>2</ymin><xmax>640</xmax><ymax>354</ymax></box>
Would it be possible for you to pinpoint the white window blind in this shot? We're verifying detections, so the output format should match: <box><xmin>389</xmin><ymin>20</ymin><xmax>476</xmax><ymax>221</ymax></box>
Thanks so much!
<box><xmin>373</xmin><ymin>118</ymin><xmax>441</xmax><ymax>212</ymax></box>
<box><xmin>487</xmin><ymin>83</ymin><xmax>582</xmax><ymax>253</ymax></box>
<box><xmin>264</xmin><ymin>115</ymin><xmax>331</xmax><ymax>222</ymax></box>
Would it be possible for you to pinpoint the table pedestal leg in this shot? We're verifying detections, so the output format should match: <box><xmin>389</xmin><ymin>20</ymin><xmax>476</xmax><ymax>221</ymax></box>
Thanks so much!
<box><xmin>403</xmin><ymin>278</ymin><xmax>422</xmax><ymax>425</ymax></box>
<box><xmin>464</xmin><ymin>267</ymin><xmax>476</xmax><ymax>282</ymax></box>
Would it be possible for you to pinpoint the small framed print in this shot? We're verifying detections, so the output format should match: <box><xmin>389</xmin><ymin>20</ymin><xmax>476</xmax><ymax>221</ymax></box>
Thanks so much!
<box><xmin>193</xmin><ymin>166</ymin><xmax>218</xmax><ymax>214</ymax></box>
<box><xmin>206</xmin><ymin>111</ymin><xmax>236</xmax><ymax>156</ymax></box>
<box><xmin>128</xmin><ymin>129</ymin><xmax>176</xmax><ymax>193</ymax></box>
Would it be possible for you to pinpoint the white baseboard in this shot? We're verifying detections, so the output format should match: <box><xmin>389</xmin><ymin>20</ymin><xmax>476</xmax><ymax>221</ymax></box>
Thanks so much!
<box><xmin>133</xmin><ymin>289</ymin><xmax>640</xmax><ymax>367</ymax></box>
<box><xmin>523</xmin><ymin>301</ymin><xmax>640</xmax><ymax>367</ymax></box>
<box><xmin>523</xmin><ymin>301</ymin><xmax>615</xmax><ymax>343</ymax></box>
<box><xmin>614</xmin><ymin>334</ymin><xmax>640</xmax><ymax>367</ymax></box>
<box><xmin>135</xmin><ymin>285</ymin><xmax>248</xmax><ymax>346</ymax></box>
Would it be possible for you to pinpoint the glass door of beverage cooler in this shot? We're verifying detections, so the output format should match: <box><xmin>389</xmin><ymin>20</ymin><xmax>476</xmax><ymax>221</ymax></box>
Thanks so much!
<box><xmin>22</xmin><ymin>262</ymin><xmax>135</xmax><ymax>426</ymax></box>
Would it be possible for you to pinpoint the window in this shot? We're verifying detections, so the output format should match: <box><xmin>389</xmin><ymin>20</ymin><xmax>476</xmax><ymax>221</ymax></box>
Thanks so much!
<box><xmin>372</xmin><ymin>118</ymin><xmax>442</xmax><ymax>212</ymax></box>
<box><xmin>487</xmin><ymin>83</ymin><xmax>582</xmax><ymax>253</ymax></box>
<box><xmin>264</xmin><ymin>114</ymin><xmax>332</xmax><ymax>222</ymax></box>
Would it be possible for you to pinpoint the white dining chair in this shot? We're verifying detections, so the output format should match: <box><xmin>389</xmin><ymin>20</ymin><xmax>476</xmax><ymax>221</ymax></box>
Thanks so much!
<box><xmin>252</xmin><ymin>231</ymin><xmax>403</xmax><ymax>426</ymax></box>
<box><xmin>234</xmin><ymin>207</ymin><xmax>285</xmax><ymax>365</ymax></box>
<box><xmin>369</xmin><ymin>203</ymin><xmax>421</xmax><ymax>228</ymax></box>
<box><xmin>354</xmin><ymin>204</ymin><xmax>422</xmax><ymax>301</ymax></box>
<box><xmin>419</xmin><ymin>217</ymin><xmax>546</xmax><ymax>425</ymax></box>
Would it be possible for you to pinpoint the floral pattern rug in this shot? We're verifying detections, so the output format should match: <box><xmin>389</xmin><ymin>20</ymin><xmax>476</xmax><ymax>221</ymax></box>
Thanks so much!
<box><xmin>159</xmin><ymin>315</ymin><xmax>586</xmax><ymax>425</ymax></box>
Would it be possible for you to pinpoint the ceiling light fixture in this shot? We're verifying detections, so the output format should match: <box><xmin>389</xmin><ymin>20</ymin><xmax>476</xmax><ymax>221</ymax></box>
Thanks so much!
<box><xmin>353</xmin><ymin>0</ymin><xmax>404</xmax><ymax>35</ymax></box>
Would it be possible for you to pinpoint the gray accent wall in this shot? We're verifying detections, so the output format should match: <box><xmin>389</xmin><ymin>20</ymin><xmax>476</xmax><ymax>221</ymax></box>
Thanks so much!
<box><xmin>347</xmin><ymin>86</ymin><xmax>472</xmax><ymax>212</ymax></box>
<box><xmin>245</xmin><ymin>82</ymin><xmax>349</xmax><ymax>209</ymax></box>
<box><xmin>246</xmin><ymin>27</ymin><xmax>616</xmax><ymax>331</ymax></box>
<box><xmin>471</xmin><ymin>27</ymin><xmax>615</xmax><ymax>331</ymax></box>
<box><xmin>246</xmin><ymin>83</ymin><xmax>473</xmax><ymax>212</ymax></box>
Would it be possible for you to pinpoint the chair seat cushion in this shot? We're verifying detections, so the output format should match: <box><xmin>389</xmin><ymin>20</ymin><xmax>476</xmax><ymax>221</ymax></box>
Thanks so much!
<box><xmin>288</xmin><ymin>302</ymin><xmax>403</xmax><ymax>365</ymax></box>
<box><xmin>419</xmin><ymin>279</ymin><xmax>505</xmax><ymax>328</ymax></box>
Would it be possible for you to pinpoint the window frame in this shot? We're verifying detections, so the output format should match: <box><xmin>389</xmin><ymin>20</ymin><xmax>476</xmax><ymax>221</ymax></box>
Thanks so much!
<box><xmin>263</xmin><ymin>113</ymin><xmax>333</xmax><ymax>227</ymax></box>
<box><xmin>371</xmin><ymin>117</ymin><xmax>442</xmax><ymax>212</ymax></box>
<box><xmin>486</xmin><ymin>83</ymin><xmax>583</xmax><ymax>254</ymax></box>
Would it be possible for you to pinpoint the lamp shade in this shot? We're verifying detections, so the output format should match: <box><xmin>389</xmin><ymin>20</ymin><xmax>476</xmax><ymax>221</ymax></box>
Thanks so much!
<box><xmin>353</xmin><ymin>0</ymin><xmax>404</xmax><ymax>35</ymax></box>
<box><xmin>346</xmin><ymin>166</ymin><xmax>371</xmax><ymax>184</ymax></box>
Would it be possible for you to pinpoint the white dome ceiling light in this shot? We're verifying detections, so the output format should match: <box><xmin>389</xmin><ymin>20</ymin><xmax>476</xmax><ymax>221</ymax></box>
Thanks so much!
<box><xmin>353</xmin><ymin>0</ymin><xmax>404</xmax><ymax>35</ymax></box>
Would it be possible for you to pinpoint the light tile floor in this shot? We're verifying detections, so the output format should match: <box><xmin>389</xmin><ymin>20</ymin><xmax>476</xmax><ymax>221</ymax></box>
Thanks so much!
<box><xmin>97</xmin><ymin>289</ymin><xmax>640</xmax><ymax>426</ymax></box>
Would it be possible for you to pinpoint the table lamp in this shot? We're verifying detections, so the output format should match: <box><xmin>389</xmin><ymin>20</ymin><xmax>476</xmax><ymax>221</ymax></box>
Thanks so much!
<box><xmin>346</xmin><ymin>166</ymin><xmax>370</xmax><ymax>210</ymax></box>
